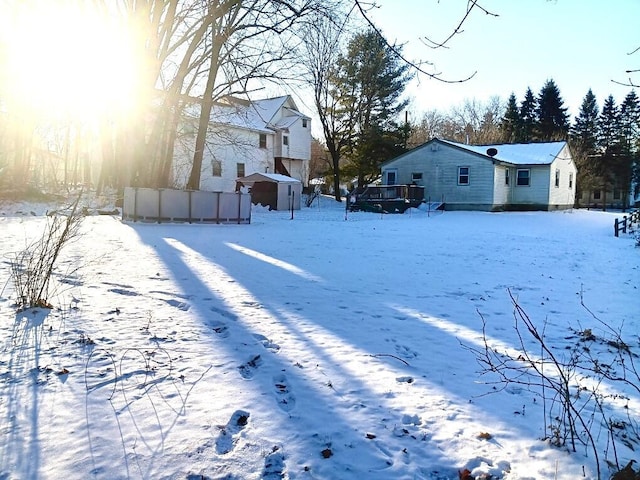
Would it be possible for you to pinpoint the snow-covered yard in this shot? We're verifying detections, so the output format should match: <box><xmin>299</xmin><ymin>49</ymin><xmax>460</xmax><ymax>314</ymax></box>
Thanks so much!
<box><xmin>0</xmin><ymin>197</ymin><xmax>638</xmax><ymax>479</ymax></box>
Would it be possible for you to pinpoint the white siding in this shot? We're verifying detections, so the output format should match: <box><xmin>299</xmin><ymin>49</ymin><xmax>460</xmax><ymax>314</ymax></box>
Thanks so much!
<box><xmin>173</xmin><ymin>125</ymin><xmax>272</xmax><ymax>192</ymax></box>
<box><xmin>382</xmin><ymin>141</ymin><xmax>496</xmax><ymax>209</ymax></box>
<box><xmin>547</xmin><ymin>144</ymin><xmax>577</xmax><ymax>208</ymax></box>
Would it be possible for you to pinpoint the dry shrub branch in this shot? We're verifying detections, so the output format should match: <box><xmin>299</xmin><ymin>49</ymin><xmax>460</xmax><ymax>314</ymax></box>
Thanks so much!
<box><xmin>9</xmin><ymin>193</ymin><xmax>83</xmax><ymax>310</ymax></box>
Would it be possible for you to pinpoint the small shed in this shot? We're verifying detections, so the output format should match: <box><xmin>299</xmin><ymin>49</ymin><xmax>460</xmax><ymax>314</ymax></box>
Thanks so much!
<box><xmin>236</xmin><ymin>173</ymin><xmax>302</xmax><ymax>211</ymax></box>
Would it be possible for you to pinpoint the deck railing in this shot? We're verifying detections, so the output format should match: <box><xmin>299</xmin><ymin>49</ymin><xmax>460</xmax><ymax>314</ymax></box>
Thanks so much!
<box><xmin>614</xmin><ymin>209</ymin><xmax>640</xmax><ymax>237</ymax></box>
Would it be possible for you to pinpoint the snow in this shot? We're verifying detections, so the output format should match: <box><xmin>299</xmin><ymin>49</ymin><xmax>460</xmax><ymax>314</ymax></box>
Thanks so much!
<box><xmin>441</xmin><ymin>139</ymin><xmax>566</xmax><ymax>165</ymax></box>
<box><xmin>0</xmin><ymin>196</ymin><xmax>638</xmax><ymax>480</ymax></box>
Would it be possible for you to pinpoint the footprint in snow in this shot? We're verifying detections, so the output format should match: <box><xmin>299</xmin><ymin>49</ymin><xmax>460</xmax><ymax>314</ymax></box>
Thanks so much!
<box><xmin>210</xmin><ymin>320</ymin><xmax>229</xmax><ymax>338</ymax></box>
<box><xmin>273</xmin><ymin>373</ymin><xmax>295</xmax><ymax>412</ymax></box>
<box><xmin>209</xmin><ymin>305</ymin><xmax>239</xmax><ymax>321</ymax></box>
<box><xmin>165</xmin><ymin>298</ymin><xmax>190</xmax><ymax>311</ymax></box>
<box><xmin>253</xmin><ymin>333</ymin><xmax>280</xmax><ymax>352</ymax></box>
<box><xmin>108</xmin><ymin>288</ymin><xmax>140</xmax><ymax>297</ymax></box>
<box><xmin>215</xmin><ymin>409</ymin><xmax>250</xmax><ymax>455</ymax></box>
<box><xmin>262</xmin><ymin>448</ymin><xmax>286</xmax><ymax>479</ymax></box>
<box><xmin>238</xmin><ymin>354</ymin><xmax>262</xmax><ymax>379</ymax></box>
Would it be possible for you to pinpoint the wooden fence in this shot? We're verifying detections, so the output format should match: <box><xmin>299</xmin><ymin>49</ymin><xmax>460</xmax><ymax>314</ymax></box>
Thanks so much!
<box><xmin>614</xmin><ymin>209</ymin><xmax>640</xmax><ymax>237</ymax></box>
<box><xmin>122</xmin><ymin>187</ymin><xmax>251</xmax><ymax>224</ymax></box>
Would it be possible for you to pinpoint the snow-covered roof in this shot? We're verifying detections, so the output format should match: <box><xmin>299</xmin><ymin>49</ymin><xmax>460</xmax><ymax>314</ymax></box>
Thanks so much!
<box><xmin>185</xmin><ymin>95</ymin><xmax>308</xmax><ymax>134</ymax></box>
<box><xmin>441</xmin><ymin>139</ymin><xmax>567</xmax><ymax>165</ymax></box>
<box><xmin>237</xmin><ymin>172</ymin><xmax>301</xmax><ymax>183</ymax></box>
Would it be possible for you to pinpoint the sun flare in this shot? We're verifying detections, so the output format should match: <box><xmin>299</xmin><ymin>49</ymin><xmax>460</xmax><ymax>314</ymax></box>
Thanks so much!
<box><xmin>1</xmin><ymin>3</ymin><xmax>141</xmax><ymax>122</ymax></box>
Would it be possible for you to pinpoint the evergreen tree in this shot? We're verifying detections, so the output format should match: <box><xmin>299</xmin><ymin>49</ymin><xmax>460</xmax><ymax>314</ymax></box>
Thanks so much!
<box><xmin>536</xmin><ymin>79</ymin><xmax>569</xmax><ymax>141</ymax></box>
<box><xmin>500</xmin><ymin>93</ymin><xmax>520</xmax><ymax>143</ymax></box>
<box><xmin>519</xmin><ymin>87</ymin><xmax>537</xmax><ymax>142</ymax></box>
<box><xmin>596</xmin><ymin>95</ymin><xmax>621</xmax><ymax>209</ymax></box>
<box><xmin>617</xmin><ymin>90</ymin><xmax>640</xmax><ymax>208</ymax></box>
<box><xmin>569</xmin><ymin>89</ymin><xmax>600</xmax><ymax>204</ymax></box>
<box><xmin>333</xmin><ymin>29</ymin><xmax>412</xmax><ymax>187</ymax></box>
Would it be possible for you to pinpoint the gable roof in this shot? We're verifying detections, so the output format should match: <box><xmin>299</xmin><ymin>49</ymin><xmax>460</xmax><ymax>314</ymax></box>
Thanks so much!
<box><xmin>185</xmin><ymin>95</ymin><xmax>309</xmax><ymax>134</ymax></box>
<box><xmin>237</xmin><ymin>172</ymin><xmax>301</xmax><ymax>184</ymax></box>
<box><xmin>382</xmin><ymin>138</ymin><xmax>569</xmax><ymax>168</ymax></box>
<box><xmin>440</xmin><ymin>139</ymin><xmax>568</xmax><ymax>165</ymax></box>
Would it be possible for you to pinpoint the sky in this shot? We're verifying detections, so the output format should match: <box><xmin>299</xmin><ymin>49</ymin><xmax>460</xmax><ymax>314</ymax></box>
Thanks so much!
<box><xmin>364</xmin><ymin>0</ymin><xmax>640</xmax><ymax>122</ymax></box>
<box><xmin>0</xmin><ymin>195</ymin><xmax>638</xmax><ymax>479</ymax></box>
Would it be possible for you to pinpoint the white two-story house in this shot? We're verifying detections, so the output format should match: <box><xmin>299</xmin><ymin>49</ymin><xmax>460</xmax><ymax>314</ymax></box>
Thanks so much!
<box><xmin>173</xmin><ymin>95</ymin><xmax>311</xmax><ymax>192</ymax></box>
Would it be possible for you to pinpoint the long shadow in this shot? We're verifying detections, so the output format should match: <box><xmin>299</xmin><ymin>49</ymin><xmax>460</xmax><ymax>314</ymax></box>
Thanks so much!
<box><xmin>126</xmin><ymin>221</ymin><xmax>601</xmax><ymax>478</ymax></box>
<box><xmin>0</xmin><ymin>308</ymin><xmax>50</xmax><ymax>479</ymax></box>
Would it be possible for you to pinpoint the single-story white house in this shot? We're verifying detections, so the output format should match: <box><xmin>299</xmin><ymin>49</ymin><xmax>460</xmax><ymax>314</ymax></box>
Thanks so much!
<box><xmin>380</xmin><ymin>138</ymin><xmax>577</xmax><ymax>211</ymax></box>
<box><xmin>236</xmin><ymin>172</ymin><xmax>302</xmax><ymax>211</ymax></box>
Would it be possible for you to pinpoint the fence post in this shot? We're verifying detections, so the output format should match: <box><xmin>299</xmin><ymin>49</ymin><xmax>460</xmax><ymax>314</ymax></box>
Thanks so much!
<box><xmin>623</xmin><ymin>216</ymin><xmax>627</xmax><ymax>234</ymax></box>
<box><xmin>615</xmin><ymin>218</ymin><xmax>619</xmax><ymax>237</ymax></box>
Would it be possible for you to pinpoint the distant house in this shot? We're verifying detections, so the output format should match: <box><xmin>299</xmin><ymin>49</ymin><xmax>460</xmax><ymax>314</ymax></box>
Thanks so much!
<box><xmin>173</xmin><ymin>95</ymin><xmax>311</xmax><ymax>192</ymax></box>
<box><xmin>380</xmin><ymin>138</ymin><xmax>577</xmax><ymax>211</ymax></box>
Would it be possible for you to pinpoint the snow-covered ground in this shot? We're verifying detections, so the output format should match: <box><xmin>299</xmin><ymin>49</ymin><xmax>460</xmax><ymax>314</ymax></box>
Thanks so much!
<box><xmin>0</xmin><ymin>196</ymin><xmax>638</xmax><ymax>479</ymax></box>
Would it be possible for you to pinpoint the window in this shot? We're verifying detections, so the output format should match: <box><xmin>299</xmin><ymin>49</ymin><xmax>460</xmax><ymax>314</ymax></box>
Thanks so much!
<box><xmin>458</xmin><ymin>166</ymin><xmax>469</xmax><ymax>185</ymax></box>
<box><xmin>569</xmin><ymin>172</ymin><xmax>573</xmax><ymax>189</ymax></box>
<box><xmin>613</xmin><ymin>189</ymin><xmax>621</xmax><ymax>200</ymax></box>
<box><xmin>302</xmin><ymin>119</ymin><xmax>308</xmax><ymax>128</ymax></box>
<box><xmin>555</xmin><ymin>169</ymin><xmax>560</xmax><ymax>188</ymax></box>
<box><xmin>283</xmin><ymin>135</ymin><xmax>289</xmax><ymax>146</ymax></box>
<box><xmin>236</xmin><ymin>162</ymin><xmax>245</xmax><ymax>178</ymax></box>
<box><xmin>259</xmin><ymin>133</ymin><xmax>267</xmax><ymax>149</ymax></box>
<box><xmin>505</xmin><ymin>168</ymin><xmax>510</xmax><ymax>186</ymax></box>
<box><xmin>516</xmin><ymin>169</ymin><xmax>530</xmax><ymax>186</ymax></box>
<box><xmin>212</xmin><ymin>159</ymin><xmax>222</xmax><ymax>177</ymax></box>
<box><xmin>411</xmin><ymin>172</ymin><xmax>423</xmax><ymax>182</ymax></box>
<box><xmin>386</xmin><ymin>170</ymin><xmax>396</xmax><ymax>185</ymax></box>
<box><xmin>593</xmin><ymin>190</ymin><xmax>601</xmax><ymax>200</ymax></box>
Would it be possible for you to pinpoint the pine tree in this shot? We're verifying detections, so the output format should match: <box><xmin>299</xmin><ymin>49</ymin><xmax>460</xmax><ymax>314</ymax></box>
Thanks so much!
<box><xmin>500</xmin><ymin>93</ymin><xmax>520</xmax><ymax>143</ymax></box>
<box><xmin>536</xmin><ymin>79</ymin><xmax>569</xmax><ymax>141</ymax></box>
<box><xmin>519</xmin><ymin>87</ymin><xmax>537</xmax><ymax>142</ymax></box>
<box><xmin>617</xmin><ymin>90</ymin><xmax>640</xmax><ymax>209</ymax></box>
<box><xmin>333</xmin><ymin>29</ymin><xmax>412</xmax><ymax>187</ymax></box>
<box><xmin>596</xmin><ymin>95</ymin><xmax>621</xmax><ymax>210</ymax></box>
<box><xmin>569</xmin><ymin>89</ymin><xmax>600</xmax><ymax>204</ymax></box>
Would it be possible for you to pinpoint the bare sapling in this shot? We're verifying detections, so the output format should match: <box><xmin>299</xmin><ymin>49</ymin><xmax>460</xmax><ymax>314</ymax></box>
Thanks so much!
<box><xmin>9</xmin><ymin>192</ymin><xmax>83</xmax><ymax>310</ymax></box>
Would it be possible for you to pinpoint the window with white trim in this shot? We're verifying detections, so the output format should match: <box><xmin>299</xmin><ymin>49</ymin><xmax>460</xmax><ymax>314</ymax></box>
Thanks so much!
<box><xmin>555</xmin><ymin>169</ymin><xmax>560</xmax><ymax>188</ymax></box>
<box><xmin>259</xmin><ymin>134</ymin><xmax>267</xmax><ymax>149</ymax></box>
<box><xmin>516</xmin><ymin>169</ymin><xmax>530</xmax><ymax>186</ymax></box>
<box><xmin>505</xmin><ymin>168</ymin><xmax>510</xmax><ymax>186</ymax></box>
<box><xmin>212</xmin><ymin>159</ymin><xmax>222</xmax><ymax>177</ymax></box>
<box><xmin>458</xmin><ymin>166</ymin><xmax>469</xmax><ymax>185</ymax></box>
<box><xmin>283</xmin><ymin>135</ymin><xmax>289</xmax><ymax>146</ymax></box>
<box><xmin>411</xmin><ymin>172</ymin><xmax>423</xmax><ymax>182</ymax></box>
<box><xmin>569</xmin><ymin>172</ymin><xmax>573</xmax><ymax>189</ymax></box>
<box><xmin>237</xmin><ymin>162</ymin><xmax>245</xmax><ymax>178</ymax></box>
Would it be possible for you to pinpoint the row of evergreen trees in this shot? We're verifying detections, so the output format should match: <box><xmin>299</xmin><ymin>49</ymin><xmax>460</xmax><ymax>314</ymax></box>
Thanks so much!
<box><xmin>498</xmin><ymin>79</ymin><xmax>639</xmax><ymax>205</ymax></box>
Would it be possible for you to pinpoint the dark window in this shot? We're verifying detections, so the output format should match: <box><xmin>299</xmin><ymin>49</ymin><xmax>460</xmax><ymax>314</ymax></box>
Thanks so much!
<box><xmin>411</xmin><ymin>172</ymin><xmax>423</xmax><ymax>181</ymax></box>
<box><xmin>458</xmin><ymin>166</ymin><xmax>469</xmax><ymax>185</ymax></box>
<box><xmin>505</xmin><ymin>169</ymin><xmax>510</xmax><ymax>186</ymax></box>
<box><xmin>593</xmin><ymin>190</ymin><xmax>601</xmax><ymax>200</ymax></box>
<box><xmin>516</xmin><ymin>169</ymin><xmax>530</xmax><ymax>186</ymax></box>
<box><xmin>259</xmin><ymin>134</ymin><xmax>267</xmax><ymax>149</ymax></box>
<box><xmin>283</xmin><ymin>135</ymin><xmax>289</xmax><ymax>146</ymax></box>
<box><xmin>212</xmin><ymin>160</ymin><xmax>222</xmax><ymax>177</ymax></box>
<box><xmin>569</xmin><ymin>172</ymin><xmax>573</xmax><ymax>189</ymax></box>
<box><xmin>302</xmin><ymin>119</ymin><xmax>308</xmax><ymax>128</ymax></box>
<box><xmin>386</xmin><ymin>171</ymin><xmax>396</xmax><ymax>185</ymax></box>
<box><xmin>236</xmin><ymin>163</ymin><xmax>245</xmax><ymax>178</ymax></box>
<box><xmin>613</xmin><ymin>189</ymin><xmax>621</xmax><ymax>200</ymax></box>
<box><xmin>555</xmin><ymin>169</ymin><xmax>560</xmax><ymax>188</ymax></box>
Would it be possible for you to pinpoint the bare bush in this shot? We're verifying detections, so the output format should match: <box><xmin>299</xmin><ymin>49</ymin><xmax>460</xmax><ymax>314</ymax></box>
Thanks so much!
<box><xmin>465</xmin><ymin>289</ymin><xmax>640</xmax><ymax>480</ymax></box>
<box><xmin>9</xmin><ymin>194</ymin><xmax>83</xmax><ymax>310</ymax></box>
